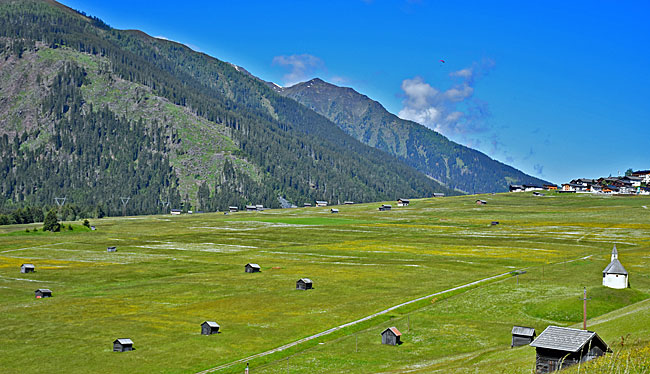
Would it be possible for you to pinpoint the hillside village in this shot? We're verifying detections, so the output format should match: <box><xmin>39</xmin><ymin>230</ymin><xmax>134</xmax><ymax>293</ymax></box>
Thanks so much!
<box><xmin>510</xmin><ymin>170</ymin><xmax>650</xmax><ymax>195</ymax></box>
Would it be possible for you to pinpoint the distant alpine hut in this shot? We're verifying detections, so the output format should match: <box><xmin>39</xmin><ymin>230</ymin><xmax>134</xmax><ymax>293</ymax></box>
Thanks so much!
<box><xmin>603</xmin><ymin>245</ymin><xmax>628</xmax><ymax>289</ymax></box>
<box><xmin>433</xmin><ymin>193</ymin><xmax>445</xmax><ymax>197</ymax></box>
<box><xmin>170</xmin><ymin>209</ymin><xmax>181</xmax><ymax>215</ymax></box>
<box><xmin>331</xmin><ymin>208</ymin><xmax>339</xmax><ymax>213</ymax></box>
<box><xmin>533</xmin><ymin>191</ymin><xmax>545</xmax><ymax>196</ymax></box>
<box><xmin>229</xmin><ymin>206</ymin><xmax>238</xmax><ymax>213</ymax></box>
<box><xmin>511</xmin><ymin>326</ymin><xmax>536</xmax><ymax>347</ymax></box>
<box><xmin>303</xmin><ymin>203</ymin><xmax>312</xmax><ymax>207</ymax></box>
<box><xmin>476</xmin><ymin>200</ymin><xmax>487</xmax><ymax>205</ymax></box>
<box><xmin>316</xmin><ymin>200</ymin><xmax>328</xmax><ymax>207</ymax></box>
<box><xmin>201</xmin><ymin>321</ymin><xmax>220</xmax><ymax>335</ymax></box>
<box><xmin>113</xmin><ymin>338</ymin><xmax>134</xmax><ymax>352</ymax></box>
<box><xmin>90</xmin><ymin>226</ymin><xmax>96</xmax><ymax>231</ymax></box>
<box><xmin>255</xmin><ymin>205</ymin><xmax>264</xmax><ymax>211</ymax></box>
<box><xmin>296</xmin><ymin>278</ymin><xmax>313</xmax><ymax>290</ymax></box>
<box><xmin>245</xmin><ymin>263</ymin><xmax>261</xmax><ymax>273</ymax></box>
<box><xmin>35</xmin><ymin>289</ymin><xmax>52</xmax><ymax>298</ymax></box>
<box><xmin>530</xmin><ymin>326</ymin><xmax>610</xmax><ymax>373</ymax></box>
<box><xmin>21</xmin><ymin>263</ymin><xmax>35</xmax><ymax>273</ymax></box>
<box><xmin>381</xmin><ymin>327</ymin><xmax>402</xmax><ymax>346</ymax></box>
<box><xmin>107</xmin><ymin>246</ymin><xmax>117</xmax><ymax>252</ymax></box>
<box><xmin>344</xmin><ymin>201</ymin><xmax>355</xmax><ymax>205</ymax></box>
<box><xmin>491</xmin><ymin>221</ymin><xmax>499</xmax><ymax>226</ymax></box>
<box><xmin>378</xmin><ymin>204</ymin><xmax>392</xmax><ymax>211</ymax></box>
<box><xmin>245</xmin><ymin>205</ymin><xmax>257</xmax><ymax>212</ymax></box>
<box><xmin>397</xmin><ymin>198</ymin><xmax>410</xmax><ymax>207</ymax></box>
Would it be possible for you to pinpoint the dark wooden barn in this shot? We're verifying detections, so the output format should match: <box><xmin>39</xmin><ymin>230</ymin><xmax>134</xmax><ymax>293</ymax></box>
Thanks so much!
<box><xmin>304</xmin><ymin>203</ymin><xmax>312</xmax><ymax>207</ymax></box>
<box><xmin>245</xmin><ymin>205</ymin><xmax>257</xmax><ymax>212</ymax></box>
<box><xmin>381</xmin><ymin>327</ymin><xmax>402</xmax><ymax>345</ymax></box>
<box><xmin>107</xmin><ymin>246</ymin><xmax>117</xmax><ymax>252</ymax></box>
<box><xmin>35</xmin><ymin>289</ymin><xmax>52</xmax><ymax>298</ymax></box>
<box><xmin>530</xmin><ymin>326</ymin><xmax>610</xmax><ymax>373</ymax></box>
<box><xmin>113</xmin><ymin>338</ymin><xmax>133</xmax><ymax>352</ymax></box>
<box><xmin>296</xmin><ymin>278</ymin><xmax>313</xmax><ymax>290</ymax></box>
<box><xmin>378</xmin><ymin>204</ymin><xmax>392</xmax><ymax>211</ymax></box>
<box><xmin>21</xmin><ymin>263</ymin><xmax>35</xmax><ymax>273</ymax></box>
<box><xmin>330</xmin><ymin>208</ymin><xmax>339</xmax><ymax>213</ymax></box>
<box><xmin>201</xmin><ymin>321</ymin><xmax>220</xmax><ymax>335</ymax></box>
<box><xmin>245</xmin><ymin>263</ymin><xmax>261</xmax><ymax>273</ymax></box>
<box><xmin>511</xmin><ymin>325</ymin><xmax>536</xmax><ymax>347</ymax></box>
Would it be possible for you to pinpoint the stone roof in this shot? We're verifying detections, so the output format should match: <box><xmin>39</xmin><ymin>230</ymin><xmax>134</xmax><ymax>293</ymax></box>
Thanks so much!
<box><xmin>114</xmin><ymin>338</ymin><xmax>133</xmax><ymax>345</ymax></box>
<box><xmin>203</xmin><ymin>321</ymin><xmax>220</xmax><ymax>327</ymax></box>
<box><xmin>511</xmin><ymin>326</ymin><xmax>536</xmax><ymax>337</ymax></box>
<box><xmin>530</xmin><ymin>326</ymin><xmax>605</xmax><ymax>352</ymax></box>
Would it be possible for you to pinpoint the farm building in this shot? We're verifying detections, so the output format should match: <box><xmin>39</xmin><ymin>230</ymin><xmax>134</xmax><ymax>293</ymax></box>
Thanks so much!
<box><xmin>331</xmin><ymin>208</ymin><xmax>339</xmax><ymax>213</ymax></box>
<box><xmin>255</xmin><ymin>205</ymin><xmax>264</xmax><ymax>211</ymax></box>
<box><xmin>35</xmin><ymin>289</ymin><xmax>52</xmax><ymax>298</ymax></box>
<box><xmin>113</xmin><ymin>339</ymin><xmax>134</xmax><ymax>352</ymax></box>
<box><xmin>381</xmin><ymin>327</ymin><xmax>402</xmax><ymax>346</ymax></box>
<box><xmin>296</xmin><ymin>278</ymin><xmax>313</xmax><ymax>290</ymax></box>
<box><xmin>170</xmin><ymin>209</ymin><xmax>181</xmax><ymax>215</ymax></box>
<box><xmin>476</xmin><ymin>200</ymin><xmax>487</xmax><ymax>205</ymax></box>
<box><xmin>378</xmin><ymin>204</ymin><xmax>392</xmax><ymax>211</ymax></box>
<box><xmin>245</xmin><ymin>205</ymin><xmax>257</xmax><ymax>211</ymax></box>
<box><xmin>107</xmin><ymin>246</ymin><xmax>117</xmax><ymax>252</ymax></box>
<box><xmin>511</xmin><ymin>326</ymin><xmax>536</xmax><ymax>347</ymax></box>
<box><xmin>543</xmin><ymin>184</ymin><xmax>558</xmax><ymax>190</ymax></box>
<box><xmin>21</xmin><ymin>263</ymin><xmax>35</xmax><ymax>273</ymax></box>
<box><xmin>229</xmin><ymin>206</ymin><xmax>238</xmax><ymax>212</ymax></box>
<box><xmin>509</xmin><ymin>185</ymin><xmax>524</xmax><ymax>192</ymax></box>
<box><xmin>201</xmin><ymin>321</ymin><xmax>220</xmax><ymax>335</ymax></box>
<box><xmin>603</xmin><ymin>245</ymin><xmax>628</xmax><ymax>289</ymax></box>
<box><xmin>245</xmin><ymin>263</ymin><xmax>261</xmax><ymax>273</ymax></box>
<box><xmin>432</xmin><ymin>193</ymin><xmax>445</xmax><ymax>197</ymax></box>
<box><xmin>530</xmin><ymin>326</ymin><xmax>610</xmax><ymax>373</ymax></box>
<box><xmin>397</xmin><ymin>198</ymin><xmax>410</xmax><ymax>207</ymax></box>
<box><xmin>533</xmin><ymin>191</ymin><xmax>545</xmax><ymax>196</ymax></box>
<box><xmin>303</xmin><ymin>203</ymin><xmax>312</xmax><ymax>207</ymax></box>
<box><xmin>316</xmin><ymin>201</ymin><xmax>328</xmax><ymax>207</ymax></box>
<box><xmin>344</xmin><ymin>201</ymin><xmax>354</xmax><ymax>205</ymax></box>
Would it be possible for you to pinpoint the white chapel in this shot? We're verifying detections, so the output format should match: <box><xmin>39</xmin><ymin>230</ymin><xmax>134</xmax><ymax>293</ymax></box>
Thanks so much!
<box><xmin>602</xmin><ymin>245</ymin><xmax>628</xmax><ymax>289</ymax></box>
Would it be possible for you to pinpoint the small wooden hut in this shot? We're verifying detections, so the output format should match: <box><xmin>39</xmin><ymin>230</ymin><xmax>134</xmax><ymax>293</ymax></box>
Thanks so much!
<box><xmin>245</xmin><ymin>263</ymin><xmax>261</xmax><ymax>273</ymax></box>
<box><xmin>113</xmin><ymin>338</ymin><xmax>133</xmax><ymax>352</ymax></box>
<box><xmin>35</xmin><ymin>289</ymin><xmax>52</xmax><ymax>298</ymax></box>
<box><xmin>229</xmin><ymin>206</ymin><xmax>239</xmax><ymax>212</ymax></box>
<box><xmin>511</xmin><ymin>326</ymin><xmax>536</xmax><ymax>347</ymax></box>
<box><xmin>245</xmin><ymin>205</ymin><xmax>257</xmax><ymax>212</ymax></box>
<box><xmin>530</xmin><ymin>326</ymin><xmax>610</xmax><ymax>373</ymax></box>
<box><xmin>378</xmin><ymin>204</ymin><xmax>392</xmax><ymax>211</ymax></box>
<box><xmin>107</xmin><ymin>246</ymin><xmax>117</xmax><ymax>252</ymax></box>
<box><xmin>201</xmin><ymin>321</ymin><xmax>220</xmax><ymax>335</ymax></box>
<box><xmin>21</xmin><ymin>263</ymin><xmax>35</xmax><ymax>273</ymax></box>
<box><xmin>381</xmin><ymin>327</ymin><xmax>402</xmax><ymax>345</ymax></box>
<box><xmin>476</xmin><ymin>200</ymin><xmax>487</xmax><ymax>205</ymax></box>
<box><xmin>330</xmin><ymin>208</ymin><xmax>339</xmax><ymax>213</ymax></box>
<box><xmin>397</xmin><ymin>199</ymin><xmax>410</xmax><ymax>207</ymax></box>
<box><xmin>296</xmin><ymin>278</ymin><xmax>313</xmax><ymax>290</ymax></box>
<box><xmin>344</xmin><ymin>201</ymin><xmax>354</xmax><ymax>205</ymax></box>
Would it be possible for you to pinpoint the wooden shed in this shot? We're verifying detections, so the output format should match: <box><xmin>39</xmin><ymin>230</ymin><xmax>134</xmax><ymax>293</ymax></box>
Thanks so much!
<box><xmin>245</xmin><ymin>263</ymin><xmax>261</xmax><ymax>273</ymax></box>
<box><xmin>35</xmin><ymin>289</ymin><xmax>52</xmax><ymax>298</ymax></box>
<box><xmin>530</xmin><ymin>326</ymin><xmax>610</xmax><ymax>373</ymax></box>
<box><xmin>397</xmin><ymin>199</ymin><xmax>410</xmax><ymax>207</ymax></box>
<box><xmin>296</xmin><ymin>278</ymin><xmax>313</xmax><ymax>290</ymax></box>
<box><xmin>344</xmin><ymin>201</ymin><xmax>354</xmax><ymax>205</ymax></box>
<box><xmin>113</xmin><ymin>338</ymin><xmax>134</xmax><ymax>352</ymax></box>
<box><xmin>511</xmin><ymin>326</ymin><xmax>536</xmax><ymax>347</ymax></box>
<box><xmin>330</xmin><ymin>208</ymin><xmax>339</xmax><ymax>213</ymax></box>
<box><xmin>381</xmin><ymin>327</ymin><xmax>402</xmax><ymax>345</ymax></box>
<box><xmin>303</xmin><ymin>203</ymin><xmax>312</xmax><ymax>207</ymax></box>
<box><xmin>107</xmin><ymin>246</ymin><xmax>117</xmax><ymax>252</ymax></box>
<box><xmin>229</xmin><ymin>206</ymin><xmax>239</xmax><ymax>212</ymax></box>
<box><xmin>245</xmin><ymin>205</ymin><xmax>257</xmax><ymax>212</ymax></box>
<box><xmin>476</xmin><ymin>200</ymin><xmax>487</xmax><ymax>205</ymax></box>
<box><xmin>170</xmin><ymin>209</ymin><xmax>181</xmax><ymax>215</ymax></box>
<box><xmin>201</xmin><ymin>321</ymin><xmax>220</xmax><ymax>335</ymax></box>
<box><xmin>21</xmin><ymin>263</ymin><xmax>35</xmax><ymax>273</ymax></box>
<box><xmin>315</xmin><ymin>200</ymin><xmax>328</xmax><ymax>207</ymax></box>
<box><xmin>378</xmin><ymin>204</ymin><xmax>392</xmax><ymax>211</ymax></box>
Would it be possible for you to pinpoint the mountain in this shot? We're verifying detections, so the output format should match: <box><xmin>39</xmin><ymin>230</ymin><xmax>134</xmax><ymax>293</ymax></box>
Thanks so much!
<box><xmin>0</xmin><ymin>0</ymin><xmax>456</xmax><ymax>219</ymax></box>
<box><xmin>274</xmin><ymin>78</ymin><xmax>548</xmax><ymax>193</ymax></box>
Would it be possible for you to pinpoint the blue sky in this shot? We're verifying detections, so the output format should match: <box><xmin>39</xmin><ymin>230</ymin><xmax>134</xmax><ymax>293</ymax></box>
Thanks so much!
<box><xmin>60</xmin><ymin>0</ymin><xmax>649</xmax><ymax>184</ymax></box>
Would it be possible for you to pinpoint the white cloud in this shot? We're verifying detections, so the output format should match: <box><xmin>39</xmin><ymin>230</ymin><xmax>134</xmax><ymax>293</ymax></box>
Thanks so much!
<box><xmin>272</xmin><ymin>54</ymin><xmax>325</xmax><ymax>86</ymax></box>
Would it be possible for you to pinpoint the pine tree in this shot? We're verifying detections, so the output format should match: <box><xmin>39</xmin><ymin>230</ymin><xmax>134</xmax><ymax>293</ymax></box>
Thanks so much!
<box><xmin>43</xmin><ymin>209</ymin><xmax>60</xmax><ymax>232</ymax></box>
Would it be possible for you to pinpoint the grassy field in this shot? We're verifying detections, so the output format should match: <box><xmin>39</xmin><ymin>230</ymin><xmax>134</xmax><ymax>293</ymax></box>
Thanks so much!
<box><xmin>1</xmin><ymin>192</ymin><xmax>649</xmax><ymax>373</ymax></box>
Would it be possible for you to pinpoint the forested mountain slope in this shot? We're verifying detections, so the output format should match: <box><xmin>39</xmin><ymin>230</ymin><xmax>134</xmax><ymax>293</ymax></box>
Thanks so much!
<box><xmin>0</xmin><ymin>0</ymin><xmax>455</xmax><ymax>218</ymax></box>
<box><xmin>275</xmin><ymin>78</ymin><xmax>548</xmax><ymax>193</ymax></box>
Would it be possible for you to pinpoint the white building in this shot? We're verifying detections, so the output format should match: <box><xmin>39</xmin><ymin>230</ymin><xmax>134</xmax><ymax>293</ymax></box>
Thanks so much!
<box><xmin>602</xmin><ymin>245</ymin><xmax>628</xmax><ymax>289</ymax></box>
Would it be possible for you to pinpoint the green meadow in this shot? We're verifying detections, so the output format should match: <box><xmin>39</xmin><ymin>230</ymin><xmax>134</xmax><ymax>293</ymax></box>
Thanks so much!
<box><xmin>1</xmin><ymin>192</ymin><xmax>649</xmax><ymax>373</ymax></box>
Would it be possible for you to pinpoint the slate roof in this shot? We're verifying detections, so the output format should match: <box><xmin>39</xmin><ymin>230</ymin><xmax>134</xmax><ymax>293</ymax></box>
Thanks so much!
<box><xmin>114</xmin><ymin>338</ymin><xmax>133</xmax><ymax>345</ymax></box>
<box><xmin>298</xmin><ymin>278</ymin><xmax>312</xmax><ymax>284</ymax></box>
<box><xmin>246</xmin><ymin>263</ymin><xmax>261</xmax><ymax>269</ymax></box>
<box><xmin>203</xmin><ymin>321</ymin><xmax>220</xmax><ymax>327</ymax></box>
<box><xmin>530</xmin><ymin>326</ymin><xmax>606</xmax><ymax>352</ymax></box>
<box><xmin>36</xmin><ymin>288</ymin><xmax>51</xmax><ymax>293</ymax></box>
<box><xmin>603</xmin><ymin>259</ymin><xmax>628</xmax><ymax>275</ymax></box>
<box><xmin>22</xmin><ymin>263</ymin><xmax>35</xmax><ymax>268</ymax></box>
<box><xmin>512</xmin><ymin>326</ymin><xmax>536</xmax><ymax>337</ymax></box>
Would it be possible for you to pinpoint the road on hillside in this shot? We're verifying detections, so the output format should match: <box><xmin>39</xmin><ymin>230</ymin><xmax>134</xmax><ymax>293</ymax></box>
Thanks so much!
<box><xmin>195</xmin><ymin>270</ymin><xmax>514</xmax><ymax>374</ymax></box>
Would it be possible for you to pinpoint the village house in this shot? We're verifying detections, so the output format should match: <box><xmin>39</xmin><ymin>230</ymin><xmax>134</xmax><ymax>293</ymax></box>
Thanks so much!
<box><xmin>523</xmin><ymin>184</ymin><xmax>544</xmax><ymax>191</ymax></box>
<box><xmin>381</xmin><ymin>327</ymin><xmax>402</xmax><ymax>346</ymax></box>
<box><xmin>21</xmin><ymin>263</ymin><xmax>35</xmax><ymax>273</ymax></box>
<box><xmin>509</xmin><ymin>185</ymin><xmax>524</xmax><ymax>192</ymax></box>
<box><xmin>201</xmin><ymin>321</ymin><xmax>220</xmax><ymax>335</ymax></box>
<box><xmin>511</xmin><ymin>326</ymin><xmax>536</xmax><ymax>347</ymax></box>
<box><xmin>543</xmin><ymin>184</ymin><xmax>558</xmax><ymax>190</ymax></box>
<box><xmin>603</xmin><ymin>245</ymin><xmax>628</xmax><ymax>289</ymax></box>
<box><xmin>397</xmin><ymin>198</ymin><xmax>410</xmax><ymax>207</ymax></box>
<box><xmin>530</xmin><ymin>326</ymin><xmax>610</xmax><ymax>373</ymax></box>
<box><xmin>113</xmin><ymin>339</ymin><xmax>134</xmax><ymax>352</ymax></box>
<box><xmin>296</xmin><ymin>278</ymin><xmax>313</xmax><ymax>290</ymax></box>
<box><xmin>631</xmin><ymin>170</ymin><xmax>650</xmax><ymax>184</ymax></box>
<box><xmin>245</xmin><ymin>263</ymin><xmax>261</xmax><ymax>273</ymax></box>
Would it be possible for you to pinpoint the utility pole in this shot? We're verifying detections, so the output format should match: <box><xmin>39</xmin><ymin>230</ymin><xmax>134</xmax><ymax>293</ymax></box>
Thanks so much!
<box><xmin>581</xmin><ymin>287</ymin><xmax>591</xmax><ymax>330</ymax></box>
<box><xmin>120</xmin><ymin>197</ymin><xmax>130</xmax><ymax>217</ymax></box>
